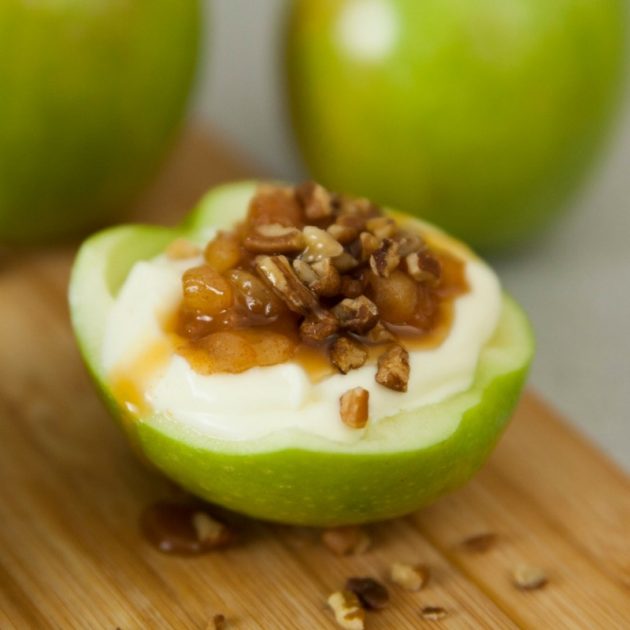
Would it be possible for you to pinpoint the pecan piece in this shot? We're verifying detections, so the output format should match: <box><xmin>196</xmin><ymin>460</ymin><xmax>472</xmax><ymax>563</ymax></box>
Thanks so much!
<box><xmin>420</xmin><ymin>606</ymin><xmax>448</xmax><ymax>621</ymax></box>
<box><xmin>295</xmin><ymin>181</ymin><xmax>334</xmax><ymax>221</ymax></box>
<box><xmin>254</xmin><ymin>255</ymin><xmax>319</xmax><ymax>315</ymax></box>
<box><xmin>513</xmin><ymin>565</ymin><xmax>548</xmax><ymax>590</ymax></box>
<box><xmin>366</xmin><ymin>216</ymin><xmax>397</xmax><ymax>239</ymax></box>
<box><xmin>332</xmin><ymin>296</ymin><xmax>379</xmax><ymax>334</ymax></box>
<box><xmin>311</xmin><ymin>258</ymin><xmax>342</xmax><ymax>297</ymax></box>
<box><xmin>327</xmin><ymin>591</ymin><xmax>365</xmax><ymax>630</ymax></box>
<box><xmin>332</xmin><ymin>251</ymin><xmax>359</xmax><ymax>273</ymax></box>
<box><xmin>327</xmin><ymin>222</ymin><xmax>359</xmax><ymax>245</ymax></box>
<box><xmin>394</xmin><ymin>230</ymin><xmax>424</xmax><ymax>257</ymax></box>
<box><xmin>390</xmin><ymin>562</ymin><xmax>430</xmax><ymax>591</ymax></box>
<box><xmin>369</xmin><ymin>239</ymin><xmax>401</xmax><ymax>278</ymax></box>
<box><xmin>376</xmin><ymin>344</ymin><xmax>410</xmax><ymax>392</ymax></box>
<box><xmin>339</xmin><ymin>276</ymin><xmax>365</xmax><ymax>299</ymax></box>
<box><xmin>322</xmin><ymin>526</ymin><xmax>371</xmax><ymax>556</ymax></box>
<box><xmin>364</xmin><ymin>321</ymin><xmax>396</xmax><ymax>345</ymax></box>
<box><xmin>299</xmin><ymin>312</ymin><xmax>339</xmax><ymax>343</ymax></box>
<box><xmin>329</xmin><ymin>337</ymin><xmax>368</xmax><ymax>374</ymax></box>
<box><xmin>345</xmin><ymin>577</ymin><xmax>389</xmax><ymax>611</ymax></box>
<box><xmin>358</xmin><ymin>231</ymin><xmax>380</xmax><ymax>261</ymax></box>
<box><xmin>340</xmin><ymin>387</ymin><xmax>369</xmax><ymax>428</ymax></box>
<box><xmin>302</xmin><ymin>225</ymin><xmax>344</xmax><ymax>262</ymax></box>
<box><xmin>405</xmin><ymin>250</ymin><xmax>442</xmax><ymax>285</ymax></box>
<box><xmin>243</xmin><ymin>223</ymin><xmax>304</xmax><ymax>254</ymax></box>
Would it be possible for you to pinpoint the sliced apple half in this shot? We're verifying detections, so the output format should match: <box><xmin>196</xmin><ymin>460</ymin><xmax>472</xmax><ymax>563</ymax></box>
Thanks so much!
<box><xmin>69</xmin><ymin>181</ymin><xmax>533</xmax><ymax>525</ymax></box>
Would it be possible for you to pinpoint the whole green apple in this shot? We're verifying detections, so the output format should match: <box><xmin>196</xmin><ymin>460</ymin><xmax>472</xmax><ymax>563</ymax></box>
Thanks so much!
<box><xmin>69</xmin><ymin>181</ymin><xmax>534</xmax><ymax>526</ymax></box>
<box><xmin>286</xmin><ymin>0</ymin><xmax>627</xmax><ymax>250</ymax></box>
<box><xmin>0</xmin><ymin>0</ymin><xmax>200</xmax><ymax>244</ymax></box>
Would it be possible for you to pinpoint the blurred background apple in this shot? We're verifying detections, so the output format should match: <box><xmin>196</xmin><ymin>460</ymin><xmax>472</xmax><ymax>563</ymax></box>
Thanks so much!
<box><xmin>286</xmin><ymin>0</ymin><xmax>627</xmax><ymax>250</ymax></box>
<box><xmin>0</xmin><ymin>0</ymin><xmax>201</xmax><ymax>244</ymax></box>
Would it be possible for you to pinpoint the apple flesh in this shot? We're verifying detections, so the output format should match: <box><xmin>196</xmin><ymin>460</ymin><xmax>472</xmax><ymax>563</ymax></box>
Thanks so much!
<box><xmin>0</xmin><ymin>0</ymin><xmax>200</xmax><ymax>244</ymax></box>
<box><xmin>286</xmin><ymin>0</ymin><xmax>627</xmax><ymax>251</ymax></box>
<box><xmin>69</xmin><ymin>182</ymin><xmax>534</xmax><ymax>525</ymax></box>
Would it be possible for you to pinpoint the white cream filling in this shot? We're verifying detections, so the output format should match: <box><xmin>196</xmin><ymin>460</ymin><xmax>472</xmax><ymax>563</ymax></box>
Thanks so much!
<box><xmin>102</xmin><ymin>242</ymin><xmax>501</xmax><ymax>444</ymax></box>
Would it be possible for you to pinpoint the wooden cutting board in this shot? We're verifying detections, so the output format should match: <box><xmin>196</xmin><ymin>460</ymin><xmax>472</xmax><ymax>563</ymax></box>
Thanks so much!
<box><xmin>1</xmin><ymin>127</ymin><xmax>628</xmax><ymax>630</ymax></box>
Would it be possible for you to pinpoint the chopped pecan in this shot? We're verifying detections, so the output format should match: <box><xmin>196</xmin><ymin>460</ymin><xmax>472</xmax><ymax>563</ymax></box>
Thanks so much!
<box><xmin>299</xmin><ymin>312</ymin><xmax>339</xmax><ymax>343</ymax></box>
<box><xmin>292</xmin><ymin>258</ymin><xmax>318</xmax><ymax>285</ymax></box>
<box><xmin>254</xmin><ymin>255</ymin><xmax>319</xmax><ymax>315</ymax></box>
<box><xmin>243</xmin><ymin>223</ymin><xmax>304</xmax><ymax>254</ymax></box>
<box><xmin>369</xmin><ymin>239</ymin><xmax>401</xmax><ymax>278</ymax></box>
<box><xmin>191</xmin><ymin>512</ymin><xmax>235</xmax><ymax>549</ymax></box>
<box><xmin>390</xmin><ymin>562</ymin><xmax>430</xmax><ymax>591</ymax></box>
<box><xmin>295</xmin><ymin>181</ymin><xmax>334</xmax><ymax>221</ymax></box>
<box><xmin>332</xmin><ymin>251</ymin><xmax>360</xmax><ymax>273</ymax></box>
<box><xmin>345</xmin><ymin>577</ymin><xmax>389</xmax><ymax>610</ymax></box>
<box><xmin>364</xmin><ymin>321</ymin><xmax>396</xmax><ymax>345</ymax></box>
<box><xmin>332</xmin><ymin>296</ymin><xmax>379</xmax><ymax>334</ymax></box>
<box><xmin>339</xmin><ymin>196</ymin><xmax>379</xmax><ymax>217</ymax></box>
<box><xmin>405</xmin><ymin>250</ymin><xmax>442</xmax><ymax>285</ymax></box>
<box><xmin>321</xmin><ymin>526</ymin><xmax>371</xmax><ymax>556</ymax></box>
<box><xmin>327</xmin><ymin>222</ymin><xmax>359</xmax><ymax>244</ymax></box>
<box><xmin>339</xmin><ymin>276</ymin><xmax>365</xmax><ymax>299</ymax></box>
<box><xmin>513</xmin><ymin>565</ymin><xmax>548</xmax><ymax>590</ymax></box>
<box><xmin>327</xmin><ymin>591</ymin><xmax>365</xmax><ymax>630</ymax></box>
<box><xmin>420</xmin><ymin>606</ymin><xmax>448</xmax><ymax>621</ymax></box>
<box><xmin>329</xmin><ymin>337</ymin><xmax>368</xmax><ymax>374</ymax></box>
<box><xmin>358</xmin><ymin>231</ymin><xmax>380</xmax><ymax>261</ymax></box>
<box><xmin>394</xmin><ymin>230</ymin><xmax>424</xmax><ymax>257</ymax></box>
<box><xmin>340</xmin><ymin>387</ymin><xmax>369</xmax><ymax>428</ymax></box>
<box><xmin>376</xmin><ymin>344</ymin><xmax>410</xmax><ymax>392</ymax></box>
<box><xmin>249</xmin><ymin>184</ymin><xmax>303</xmax><ymax>227</ymax></box>
<box><xmin>311</xmin><ymin>258</ymin><xmax>342</xmax><ymax>297</ymax></box>
<box><xmin>302</xmin><ymin>225</ymin><xmax>344</xmax><ymax>261</ymax></box>
<box><xmin>366</xmin><ymin>216</ymin><xmax>397</xmax><ymax>239</ymax></box>
<box><xmin>210</xmin><ymin>613</ymin><xmax>226</xmax><ymax>630</ymax></box>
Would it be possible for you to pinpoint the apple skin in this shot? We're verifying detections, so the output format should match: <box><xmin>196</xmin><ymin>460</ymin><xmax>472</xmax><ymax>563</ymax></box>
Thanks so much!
<box><xmin>0</xmin><ymin>0</ymin><xmax>201</xmax><ymax>244</ymax></box>
<box><xmin>69</xmin><ymin>181</ymin><xmax>534</xmax><ymax>526</ymax></box>
<box><xmin>286</xmin><ymin>0</ymin><xmax>627</xmax><ymax>251</ymax></box>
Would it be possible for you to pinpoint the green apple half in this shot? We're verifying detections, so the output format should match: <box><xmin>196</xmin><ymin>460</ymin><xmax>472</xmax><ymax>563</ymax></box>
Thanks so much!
<box><xmin>69</xmin><ymin>181</ymin><xmax>534</xmax><ymax>526</ymax></box>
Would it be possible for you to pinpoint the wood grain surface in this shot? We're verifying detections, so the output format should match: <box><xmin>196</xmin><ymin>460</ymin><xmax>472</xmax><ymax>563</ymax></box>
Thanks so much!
<box><xmin>0</xmin><ymin>127</ymin><xmax>629</xmax><ymax>629</ymax></box>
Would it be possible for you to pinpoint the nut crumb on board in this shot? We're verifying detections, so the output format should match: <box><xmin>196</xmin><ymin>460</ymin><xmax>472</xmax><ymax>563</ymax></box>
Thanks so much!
<box><xmin>460</xmin><ymin>532</ymin><xmax>497</xmax><ymax>553</ymax></box>
<box><xmin>327</xmin><ymin>591</ymin><xmax>365</xmax><ymax>630</ymax></box>
<box><xmin>321</xmin><ymin>526</ymin><xmax>371</xmax><ymax>556</ymax></box>
<box><xmin>420</xmin><ymin>606</ymin><xmax>448</xmax><ymax>621</ymax></box>
<box><xmin>390</xmin><ymin>562</ymin><xmax>430</xmax><ymax>591</ymax></box>
<box><xmin>345</xmin><ymin>577</ymin><xmax>389</xmax><ymax>610</ymax></box>
<box><xmin>513</xmin><ymin>565</ymin><xmax>548</xmax><ymax>590</ymax></box>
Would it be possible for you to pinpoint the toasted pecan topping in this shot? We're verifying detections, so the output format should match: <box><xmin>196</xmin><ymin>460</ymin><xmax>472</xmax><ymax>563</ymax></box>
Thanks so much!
<box><xmin>329</xmin><ymin>337</ymin><xmax>368</xmax><ymax>374</ymax></box>
<box><xmin>370</xmin><ymin>238</ymin><xmax>401</xmax><ymax>278</ymax></box>
<box><xmin>405</xmin><ymin>250</ymin><xmax>442</xmax><ymax>285</ymax></box>
<box><xmin>254</xmin><ymin>255</ymin><xmax>320</xmax><ymax>316</ymax></box>
<box><xmin>420</xmin><ymin>606</ymin><xmax>448</xmax><ymax>621</ymax></box>
<box><xmin>332</xmin><ymin>296</ymin><xmax>379</xmax><ymax>334</ymax></box>
<box><xmin>295</xmin><ymin>181</ymin><xmax>334</xmax><ymax>221</ymax></box>
<box><xmin>243</xmin><ymin>223</ymin><xmax>304</xmax><ymax>254</ymax></box>
<box><xmin>376</xmin><ymin>344</ymin><xmax>410</xmax><ymax>392</ymax></box>
<box><xmin>175</xmin><ymin>181</ymin><xmax>469</xmax><ymax>419</ymax></box>
<box><xmin>299</xmin><ymin>312</ymin><xmax>339</xmax><ymax>343</ymax></box>
<box><xmin>340</xmin><ymin>387</ymin><xmax>369</xmax><ymax>428</ymax></box>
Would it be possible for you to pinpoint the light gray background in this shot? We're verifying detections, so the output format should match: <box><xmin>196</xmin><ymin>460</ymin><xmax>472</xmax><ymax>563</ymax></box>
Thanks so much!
<box><xmin>193</xmin><ymin>1</ymin><xmax>630</xmax><ymax>469</ymax></box>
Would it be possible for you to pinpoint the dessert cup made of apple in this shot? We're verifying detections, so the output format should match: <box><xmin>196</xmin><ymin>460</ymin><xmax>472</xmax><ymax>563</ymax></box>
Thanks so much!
<box><xmin>69</xmin><ymin>181</ymin><xmax>533</xmax><ymax>526</ymax></box>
